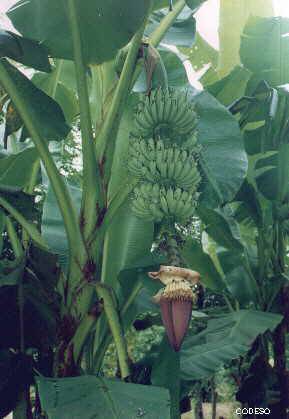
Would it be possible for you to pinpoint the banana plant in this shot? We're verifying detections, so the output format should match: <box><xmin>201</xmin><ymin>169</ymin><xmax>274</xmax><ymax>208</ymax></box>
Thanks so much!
<box><xmin>0</xmin><ymin>1</ymin><xmax>250</xmax><ymax>418</ymax></box>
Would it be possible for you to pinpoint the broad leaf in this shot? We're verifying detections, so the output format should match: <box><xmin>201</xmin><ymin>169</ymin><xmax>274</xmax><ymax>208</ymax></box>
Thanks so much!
<box><xmin>0</xmin><ymin>257</ymin><xmax>25</xmax><ymax>287</ymax></box>
<box><xmin>0</xmin><ymin>148</ymin><xmax>38</xmax><ymax>189</ymax></box>
<box><xmin>186</xmin><ymin>0</ymin><xmax>206</xmax><ymax>10</ymax></box>
<box><xmin>197</xmin><ymin>206</ymin><xmax>243</xmax><ymax>251</ymax></box>
<box><xmin>181</xmin><ymin>238</ymin><xmax>226</xmax><ymax>292</ymax></box>
<box><xmin>37</xmin><ymin>375</ymin><xmax>171</xmax><ymax>419</ymax></box>
<box><xmin>146</xmin><ymin>7</ymin><xmax>197</xmax><ymax>48</ymax></box>
<box><xmin>207</xmin><ymin>66</ymin><xmax>251</xmax><ymax>106</ymax></box>
<box><xmin>218</xmin><ymin>250</ymin><xmax>259</xmax><ymax>305</ymax></box>
<box><xmin>101</xmin><ymin>201</ymin><xmax>154</xmax><ymax>289</ymax></box>
<box><xmin>180</xmin><ymin>310</ymin><xmax>282</xmax><ymax>380</ymax></box>
<box><xmin>0</xmin><ymin>29</ymin><xmax>51</xmax><ymax>72</ymax></box>
<box><xmin>8</xmin><ymin>0</ymin><xmax>150</xmax><ymax>64</ymax></box>
<box><xmin>160</xmin><ymin>47</ymin><xmax>188</xmax><ymax>88</ymax></box>
<box><xmin>41</xmin><ymin>181</ymin><xmax>81</xmax><ymax>270</ymax></box>
<box><xmin>182</xmin><ymin>31</ymin><xmax>218</xmax><ymax>74</ymax></box>
<box><xmin>0</xmin><ymin>59</ymin><xmax>70</xmax><ymax>141</ymax></box>
<box><xmin>33</xmin><ymin>73</ymin><xmax>79</xmax><ymax>124</ymax></box>
<box><xmin>151</xmin><ymin>338</ymin><xmax>180</xmax><ymax>419</ymax></box>
<box><xmin>0</xmin><ymin>189</ymin><xmax>37</xmax><ymax>221</ymax></box>
<box><xmin>240</xmin><ymin>17</ymin><xmax>289</xmax><ymax>88</ymax></box>
<box><xmin>192</xmin><ymin>89</ymin><xmax>248</xmax><ymax>206</ymax></box>
<box><xmin>0</xmin><ymin>210</ymin><xmax>4</xmax><ymax>254</ymax></box>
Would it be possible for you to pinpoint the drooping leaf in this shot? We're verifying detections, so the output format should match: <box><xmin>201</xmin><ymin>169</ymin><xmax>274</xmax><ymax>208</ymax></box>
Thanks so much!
<box><xmin>234</xmin><ymin>179</ymin><xmax>263</xmax><ymax>227</ymax></box>
<box><xmin>0</xmin><ymin>189</ymin><xmax>37</xmax><ymax>221</ymax></box>
<box><xmin>33</xmin><ymin>73</ymin><xmax>79</xmax><ymax>124</ymax></box>
<box><xmin>197</xmin><ymin>206</ymin><xmax>243</xmax><ymax>251</ymax></box>
<box><xmin>0</xmin><ymin>59</ymin><xmax>70</xmax><ymax>141</ymax></box>
<box><xmin>41</xmin><ymin>181</ymin><xmax>82</xmax><ymax>270</ymax></box>
<box><xmin>206</xmin><ymin>65</ymin><xmax>251</xmax><ymax>106</ymax></box>
<box><xmin>240</xmin><ymin>17</ymin><xmax>289</xmax><ymax>88</ymax></box>
<box><xmin>0</xmin><ymin>257</ymin><xmax>25</xmax><ymax>287</ymax></box>
<box><xmin>181</xmin><ymin>238</ymin><xmax>226</xmax><ymax>292</ymax></box>
<box><xmin>8</xmin><ymin>0</ymin><xmax>150</xmax><ymax>64</ymax></box>
<box><xmin>0</xmin><ymin>210</ymin><xmax>4</xmax><ymax>254</ymax></box>
<box><xmin>218</xmin><ymin>250</ymin><xmax>259</xmax><ymax>305</ymax></box>
<box><xmin>185</xmin><ymin>0</ymin><xmax>206</xmax><ymax>11</ymax></box>
<box><xmin>0</xmin><ymin>148</ymin><xmax>38</xmax><ymax>189</ymax></box>
<box><xmin>160</xmin><ymin>47</ymin><xmax>188</xmax><ymax>88</ymax></box>
<box><xmin>192</xmin><ymin>89</ymin><xmax>248</xmax><ymax>206</ymax></box>
<box><xmin>146</xmin><ymin>6</ymin><xmax>197</xmax><ymax>48</ymax></box>
<box><xmin>180</xmin><ymin>310</ymin><xmax>282</xmax><ymax>380</ymax></box>
<box><xmin>118</xmin><ymin>253</ymin><xmax>166</xmax><ymax>327</ymax></box>
<box><xmin>0</xmin><ymin>29</ymin><xmax>51</xmax><ymax>72</ymax></box>
<box><xmin>101</xmin><ymin>201</ymin><xmax>154</xmax><ymax>289</ymax></box>
<box><xmin>151</xmin><ymin>338</ymin><xmax>180</xmax><ymax>419</ymax></box>
<box><xmin>37</xmin><ymin>375</ymin><xmax>171</xmax><ymax>419</ymax></box>
<box><xmin>182</xmin><ymin>31</ymin><xmax>218</xmax><ymax>74</ymax></box>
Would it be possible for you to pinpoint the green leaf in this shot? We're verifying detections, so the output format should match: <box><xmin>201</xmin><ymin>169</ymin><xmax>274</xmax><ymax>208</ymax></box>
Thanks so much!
<box><xmin>240</xmin><ymin>17</ymin><xmax>289</xmax><ymax>87</ymax></box>
<box><xmin>180</xmin><ymin>310</ymin><xmax>282</xmax><ymax>380</ymax></box>
<box><xmin>0</xmin><ymin>189</ymin><xmax>37</xmax><ymax>221</ymax></box>
<box><xmin>0</xmin><ymin>148</ymin><xmax>38</xmax><ymax>189</ymax></box>
<box><xmin>192</xmin><ymin>89</ymin><xmax>248</xmax><ymax>206</ymax></box>
<box><xmin>234</xmin><ymin>180</ymin><xmax>262</xmax><ymax>227</ymax></box>
<box><xmin>118</xmin><ymin>253</ymin><xmax>166</xmax><ymax>325</ymax></box>
<box><xmin>41</xmin><ymin>181</ymin><xmax>82</xmax><ymax>270</ymax></box>
<box><xmin>0</xmin><ymin>29</ymin><xmax>51</xmax><ymax>72</ymax></box>
<box><xmin>197</xmin><ymin>206</ymin><xmax>243</xmax><ymax>251</ymax></box>
<box><xmin>0</xmin><ymin>210</ymin><xmax>4</xmax><ymax>254</ymax></box>
<box><xmin>182</xmin><ymin>31</ymin><xmax>218</xmax><ymax>74</ymax></box>
<box><xmin>146</xmin><ymin>7</ymin><xmax>197</xmax><ymax>48</ymax></box>
<box><xmin>36</xmin><ymin>375</ymin><xmax>171</xmax><ymax>419</ymax></box>
<box><xmin>101</xmin><ymin>201</ymin><xmax>154</xmax><ymax>289</ymax></box>
<box><xmin>151</xmin><ymin>338</ymin><xmax>180</xmax><ymax>419</ymax></box>
<box><xmin>218</xmin><ymin>250</ymin><xmax>259</xmax><ymax>305</ymax></box>
<box><xmin>206</xmin><ymin>66</ymin><xmax>251</xmax><ymax>106</ymax></box>
<box><xmin>181</xmin><ymin>238</ymin><xmax>226</xmax><ymax>292</ymax></box>
<box><xmin>160</xmin><ymin>47</ymin><xmax>188</xmax><ymax>88</ymax></box>
<box><xmin>0</xmin><ymin>256</ymin><xmax>25</xmax><ymax>287</ymax></box>
<box><xmin>8</xmin><ymin>0</ymin><xmax>150</xmax><ymax>64</ymax></box>
<box><xmin>185</xmin><ymin>0</ymin><xmax>206</xmax><ymax>11</ymax></box>
<box><xmin>33</xmin><ymin>73</ymin><xmax>79</xmax><ymax>124</ymax></box>
<box><xmin>255</xmin><ymin>167</ymin><xmax>278</xmax><ymax>201</ymax></box>
<box><xmin>0</xmin><ymin>59</ymin><xmax>70</xmax><ymax>141</ymax></box>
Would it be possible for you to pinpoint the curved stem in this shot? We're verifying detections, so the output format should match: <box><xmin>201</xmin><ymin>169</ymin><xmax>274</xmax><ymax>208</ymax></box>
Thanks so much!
<box><xmin>93</xmin><ymin>280</ymin><xmax>142</xmax><ymax>373</ymax></box>
<box><xmin>22</xmin><ymin>158</ymin><xmax>40</xmax><ymax>249</ymax></box>
<box><xmin>67</xmin><ymin>0</ymin><xmax>103</xmax><ymax>240</ymax></box>
<box><xmin>96</xmin><ymin>17</ymin><xmax>148</xmax><ymax>163</ymax></box>
<box><xmin>150</xmin><ymin>0</ymin><xmax>185</xmax><ymax>46</ymax></box>
<box><xmin>49</xmin><ymin>59</ymin><xmax>63</xmax><ymax>98</ymax></box>
<box><xmin>6</xmin><ymin>216</ymin><xmax>23</xmax><ymax>257</ymax></box>
<box><xmin>95</xmin><ymin>283</ymin><xmax>130</xmax><ymax>379</ymax></box>
<box><xmin>0</xmin><ymin>195</ymin><xmax>48</xmax><ymax>249</ymax></box>
<box><xmin>0</xmin><ymin>59</ymin><xmax>84</xmax><ymax>267</ymax></box>
<box><xmin>130</xmin><ymin>0</ymin><xmax>186</xmax><ymax>89</ymax></box>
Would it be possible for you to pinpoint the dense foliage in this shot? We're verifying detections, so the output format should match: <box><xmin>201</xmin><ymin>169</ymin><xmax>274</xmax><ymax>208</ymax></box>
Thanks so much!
<box><xmin>0</xmin><ymin>1</ymin><xmax>289</xmax><ymax>418</ymax></box>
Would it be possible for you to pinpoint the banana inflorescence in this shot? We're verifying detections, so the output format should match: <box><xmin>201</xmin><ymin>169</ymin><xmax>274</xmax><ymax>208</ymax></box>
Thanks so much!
<box><xmin>128</xmin><ymin>87</ymin><xmax>201</xmax><ymax>223</ymax></box>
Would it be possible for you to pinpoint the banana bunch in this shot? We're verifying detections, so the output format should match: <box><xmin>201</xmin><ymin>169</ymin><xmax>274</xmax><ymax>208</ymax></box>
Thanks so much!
<box><xmin>128</xmin><ymin>138</ymin><xmax>201</xmax><ymax>191</ymax></box>
<box><xmin>132</xmin><ymin>183</ymin><xmax>199</xmax><ymax>222</ymax></box>
<box><xmin>128</xmin><ymin>88</ymin><xmax>202</xmax><ymax>224</ymax></box>
<box><xmin>132</xmin><ymin>88</ymin><xmax>198</xmax><ymax>143</ymax></box>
